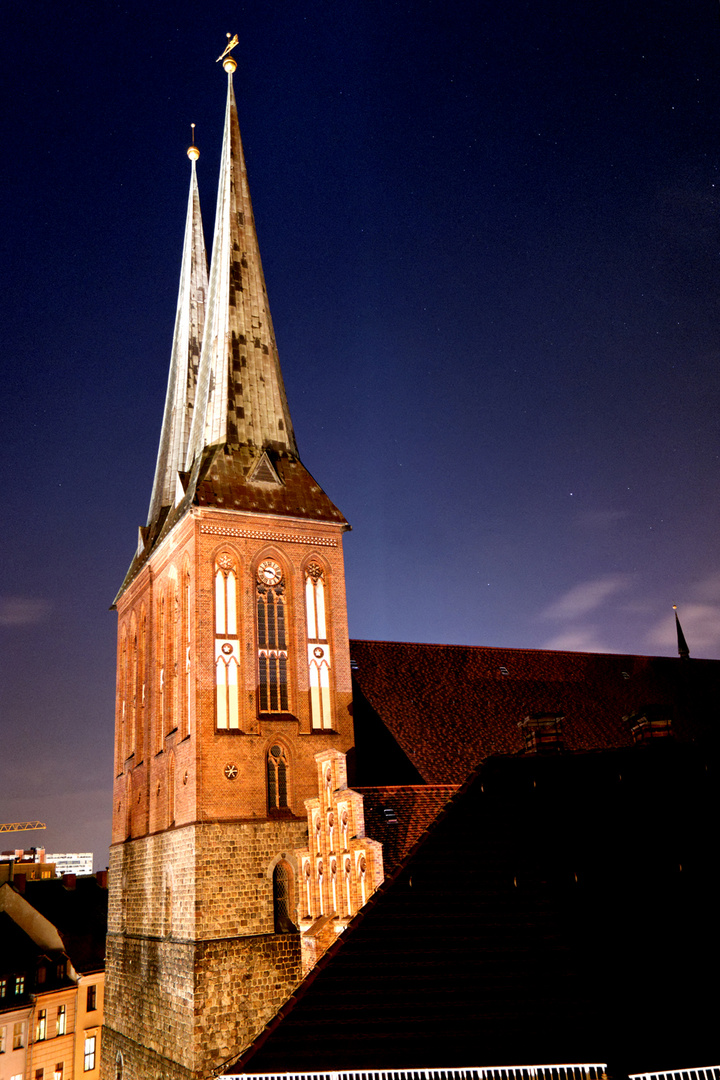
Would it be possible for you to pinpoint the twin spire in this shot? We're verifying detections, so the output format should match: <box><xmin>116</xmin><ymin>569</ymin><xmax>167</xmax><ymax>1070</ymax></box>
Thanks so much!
<box><xmin>148</xmin><ymin>49</ymin><xmax>297</xmax><ymax>527</ymax></box>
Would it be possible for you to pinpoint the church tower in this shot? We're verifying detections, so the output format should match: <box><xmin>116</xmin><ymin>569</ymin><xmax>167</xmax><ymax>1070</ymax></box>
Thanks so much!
<box><xmin>102</xmin><ymin>49</ymin><xmax>353</xmax><ymax>1080</ymax></box>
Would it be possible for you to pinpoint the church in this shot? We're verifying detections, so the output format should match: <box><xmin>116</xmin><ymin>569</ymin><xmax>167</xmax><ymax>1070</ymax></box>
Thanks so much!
<box><xmin>101</xmin><ymin>45</ymin><xmax>720</xmax><ymax>1080</ymax></box>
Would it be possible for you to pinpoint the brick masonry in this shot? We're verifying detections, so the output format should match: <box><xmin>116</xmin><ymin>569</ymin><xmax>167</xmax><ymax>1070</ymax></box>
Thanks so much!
<box><xmin>104</xmin><ymin>501</ymin><xmax>354</xmax><ymax>1079</ymax></box>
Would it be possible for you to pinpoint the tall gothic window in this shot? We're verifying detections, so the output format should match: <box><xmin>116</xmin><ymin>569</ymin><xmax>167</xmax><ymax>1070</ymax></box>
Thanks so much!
<box><xmin>256</xmin><ymin>559</ymin><xmax>288</xmax><ymax>712</ymax></box>
<box><xmin>156</xmin><ymin>591</ymin><xmax>165</xmax><ymax>752</ymax></box>
<box><xmin>215</xmin><ymin>553</ymin><xmax>240</xmax><ymax>729</ymax></box>
<box><xmin>305</xmin><ymin>562</ymin><xmax>333</xmax><ymax>728</ymax></box>
<box><xmin>273</xmin><ymin>861</ymin><xmax>296</xmax><ymax>933</ymax></box>
<box><xmin>137</xmin><ymin>605</ymin><xmax>146</xmax><ymax>762</ymax></box>
<box><xmin>267</xmin><ymin>744</ymin><xmax>289</xmax><ymax>811</ymax></box>
<box><xmin>118</xmin><ymin>626</ymin><xmax>127</xmax><ymax>772</ymax></box>
<box><xmin>181</xmin><ymin>565</ymin><xmax>191</xmax><ymax>738</ymax></box>
<box><xmin>128</xmin><ymin>613</ymin><xmax>137</xmax><ymax>759</ymax></box>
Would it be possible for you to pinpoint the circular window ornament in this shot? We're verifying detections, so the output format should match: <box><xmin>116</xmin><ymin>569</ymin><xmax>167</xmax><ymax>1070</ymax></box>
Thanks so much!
<box><xmin>216</xmin><ymin>552</ymin><xmax>234</xmax><ymax>571</ymax></box>
<box><xmin>221</xmin><ymin>642</ymin><xmax>233</xmax><ymax>655</ymax></box>
<box><xmin>224</xmin><ymin>763</ymin><xmax>238</xmax><ymax>781</ymax></box>
<box><xmin>313</xmin><ymin>646</ymin><xmax>325</xmax><ymax>659</ymax></box>
<box><xmin>257</xmin><ymin>559</ymin><xmax>282</xmax><ymax>587</ymax></box>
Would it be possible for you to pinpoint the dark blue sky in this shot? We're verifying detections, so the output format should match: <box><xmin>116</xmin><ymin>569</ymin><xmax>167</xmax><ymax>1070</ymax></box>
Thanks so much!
<box><xmin>2</xmin><ymin>1</ymin><xmax>720</xmax><ymax>863</ymax></box>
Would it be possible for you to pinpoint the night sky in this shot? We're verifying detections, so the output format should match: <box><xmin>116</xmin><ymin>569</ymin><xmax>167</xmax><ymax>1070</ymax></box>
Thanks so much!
<box><xmin>3</xmin><ymin>1</ymin><xmax>720</xmax><ymax>865</ymax></box>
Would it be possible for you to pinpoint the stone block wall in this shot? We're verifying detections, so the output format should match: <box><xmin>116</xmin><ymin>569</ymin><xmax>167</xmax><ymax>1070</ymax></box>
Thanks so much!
<box><xmin>104</xmin><ymin>816</ymin><xmax>307</xmax><ymax>1079</ymax></box>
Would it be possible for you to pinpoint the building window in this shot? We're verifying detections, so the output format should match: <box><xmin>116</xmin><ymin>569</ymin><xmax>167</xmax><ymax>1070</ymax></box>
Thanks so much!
<box><xmin>0</xmin><ymin>977</ymin><xmax>6</xmax><ymax>996</ymax></box>
<box><xmin>305</xmin><ymin>562</ymin><xmax>333</xmax><ymax>728</ymax></box>
<box><xmin>56</xmin><ymin>962</ymin><xmax>65</xmax><ymax>980</ymax></box>
<box><xmin>267</xmin><ymin>744</ymin><xmax>289</xmax><ymax>811</ymax></box>
<box><xmin>35</xmin><ymin>1070</ymin><xmax>44</xmax><ymax>1080</ymax></box>
<box><xmin>56</xmin><ymin>1005</ymin><xmax>66</xmax><ymax>1035</ymax></box>
<box><xmin>273</xmin><ymin>861</ymin><xmax>296</xmax><ymax>933</ymax></box>
<box><xmin>215</xmin><ymin>554</ymin><xmax>240</xmax><ymax>728</ymax></box>
<box><xmin>14</xmin><ymin>976</ymin><xmax>24</xmax><ymax>996</ymax></box>
<box><xmin>257</xmin><ymin>560</ymin><xmax>288</xmax><ymax>712</ymax></box>
<box><xmin>87</xmin><ymin>983</ymin><xmax>97</xmax><ymax>1011</ymax></box>
<box><xmin>13</xmin><ymin>1022</ymin><xmax>23</xmax><ymax>1049</ymax></box>
<box><xmin>54</xmin><ymin>1066</ymin><xmax>64</xmax><ymax>1080</ymax></box>
<box><xmin>36</xmin><ymin>1009</ymin><xmax>47</xmax><ymax>1041</ymax></box>
<box><xmin>37</xmin><ymin>965</ymin><xmax>46</xmax><ymax>983</ymax></box>
<box><xmin>0</xmin><ymin>1025</ymin><xmax>5</xmax><ymax>1053</ymax></box>
<box><xmin>84</xmin><ymin>1034</ymin><xmax>96</xmax><ymax>1071</ymax></box>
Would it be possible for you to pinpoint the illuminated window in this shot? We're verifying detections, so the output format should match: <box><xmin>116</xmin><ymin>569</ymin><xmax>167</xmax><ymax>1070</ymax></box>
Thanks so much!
<box><xmin>13</xmin><ymin>1021</ymin><xmax>23</xmax><ymax>1049</ymax></box>
<box><xmin>14</xmin><ymin>976</ymin><xmax>24</xmax><ymax>996</ymax></box>
<box><xmin>256</xmin><ymin>560</ymin><xmax>288</xmax><ymax>713</ymax></box>
<box><xmin>36</xmin><ymin>1009</ymin><xmax>47</xmax><ymax>1041</ymax></box>
<box><xmin>87</xmin><ymin>983</ymin><xmax>97</xmax><ymax>1011</ymax></box>
<box><xmin>54</xmin><ymin>1066</ymin><xmax>64</xmax><ymax>1080</ymax></box>
<box><xmin>84</xmin><ymin>1034</ymin><xmax>96</xmax><ymax>1071</ymax></box>
<box><xmin>0</xmin><ymin>978</ymin><xmax>5</xmax><ymax>996</ymax></box>
<box><xmin>0</xmin><ymin>1026</ymin><xmax>5</xmax><ymax>1053</ymax></box>
<box><xmin>215</xmin><ymin>554</ymin><xmax>240</xmax><ymax>729</ymax></box>
<box><xmin>56</xmin><ymin>1005</ymin><xmax>66</xmax><ymax>1035</ymax></box>
<box><xmin>267</xmin><ymin>744</ymin><xmax>289</xmax><ymax>811</ymax></box>
<box><xmin>305</xmin><ymin>563</ymin><xmax>333</xmax><ymax>728</ymax></box>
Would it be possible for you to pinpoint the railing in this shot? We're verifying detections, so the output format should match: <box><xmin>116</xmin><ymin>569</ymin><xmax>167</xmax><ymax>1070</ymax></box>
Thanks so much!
<box><xmin>225</xmin><ymin>1066</ymin><xmax>609</xmax><ymax>1080</ymax></box>
<box><xmin>630</xmin><ymin>1069</ymin><xmax>720</xmax><ymax>1080</ymax></box>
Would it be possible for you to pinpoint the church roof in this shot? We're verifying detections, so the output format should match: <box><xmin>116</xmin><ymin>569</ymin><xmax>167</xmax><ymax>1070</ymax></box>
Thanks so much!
<box><xmin>147</xmin><ymin>146</ymin><xmax>208</xmax><ymax>527</ymax></box>
<box><xmin>350</xmin><ymin>638</ymin><xmax>720</xmax><ymax>784</ymax></box>
<box><xmin>231</xmin><ymin>741</ymin><xmax>720</xmax><ymax>1074</ymax></box>
<box><xmin>354</xmin><ymin>785</ymin><xmax>459</xmax><ymax>873</ymax></box>
<box><xmin>185</xmin><ymin>60</ymin><xmax>297</xmax><ymax>468</ymax></box>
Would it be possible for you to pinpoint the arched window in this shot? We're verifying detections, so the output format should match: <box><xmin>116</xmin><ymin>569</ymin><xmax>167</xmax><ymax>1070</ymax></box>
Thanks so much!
<box><xmin>273</xmin><ymin>861</ymin><xmax>296</xmax><ymax>933</ymax></box>
<box><xmin>115</xmin><ymin>1051</ymin><xmax>124</xmax><ymax>1080</ymax></box>
<box><xmin>267</xmin><ymin>744</ymin><xmax>289</xmax><ymax>811</ymax></box>
<box><xmin>256</xmin><ymin>559</ymin><xmax>288</xmax><ymax>712</ymax></box>
<box><xmin>167</xmin><ymin>754</ymin><xmax>175</xmax><ymax>827</ymax></box>
<box><xmin>215</xmin><ymin>553</ymin><xmax>240</xmax><ymax>729</ymax></box>
<box><xmin>137</xmin><ymin>605</ymin><xmax>146</xmax><ymax>761</ymax></box>
<box><xmin>181</xmin><ymin>564</ymin><xmax>191</xmax><ymax>738</ymax></box>
<box><xmin>305</xmin><ymin>562</ymin><xmax>333</xmax><ymax>728</ymax></box>
<box><xmin>118</xmin><ymin>626</ymin><xmax>128</xmax><ymax>772</ymax></box>
<box><xmin>128</xmin><ymin>613</ymin><xmax>137</xmax><ymax>759</ymax></box>
<box><xmin>156</xmin><ymin>590</ymin><xmax>165</xmax><ymax>752</ymax></box>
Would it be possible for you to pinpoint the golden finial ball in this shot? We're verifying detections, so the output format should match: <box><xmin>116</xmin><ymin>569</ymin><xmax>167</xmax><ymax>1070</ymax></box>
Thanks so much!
<box><xmin>187</xmin><ymin>145</ymin><xmax>200</xmax><ymax>161</ymax></box>
<box><xmin>223</xmin><ymin>55</ymin><xmax>237</xmax><ymax>73</ymax></box>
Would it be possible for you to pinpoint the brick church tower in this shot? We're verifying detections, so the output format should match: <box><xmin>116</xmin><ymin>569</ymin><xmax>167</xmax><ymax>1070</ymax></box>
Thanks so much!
<box><xmin>102</xmin><ymin>51</ymin><xmax>353</xmax><ymax>1080</ymax></box>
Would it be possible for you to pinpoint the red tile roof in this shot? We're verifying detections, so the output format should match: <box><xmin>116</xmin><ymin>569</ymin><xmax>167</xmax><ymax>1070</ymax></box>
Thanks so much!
<box><xmin>355</xmin><ymin>785</ymin><xmax>459</xmax><ymax>873</ymax></box>
<box><xmin>350</xmin><ymin>639</ymin><xmax>720</xmax><ymax>783</ymax></box>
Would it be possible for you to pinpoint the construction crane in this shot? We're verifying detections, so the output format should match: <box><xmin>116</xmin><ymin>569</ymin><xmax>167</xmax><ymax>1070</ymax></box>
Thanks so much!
<box><xmin>0</xmin><ymin>822</ymin><xmax>46</xmax><ymax>833</ymax></box>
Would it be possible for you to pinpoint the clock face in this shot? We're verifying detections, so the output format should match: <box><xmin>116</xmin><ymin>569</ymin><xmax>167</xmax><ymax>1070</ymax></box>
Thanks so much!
<box><xmin>257</xmin><ymin>559</ymin><xmax>282</xmax><ymax>586</ymax></box>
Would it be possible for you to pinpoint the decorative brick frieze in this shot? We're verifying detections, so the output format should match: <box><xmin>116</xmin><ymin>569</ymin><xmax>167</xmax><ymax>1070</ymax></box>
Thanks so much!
<box><xmin>200</xmin><ymin>523</ymin><xmax>338</xmax><ymax>547</ymax></box>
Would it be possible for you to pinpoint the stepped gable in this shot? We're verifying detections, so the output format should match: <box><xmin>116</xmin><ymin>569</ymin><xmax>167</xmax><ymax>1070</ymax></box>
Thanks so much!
<box><xmin>232</xmin><ymin>742</ymin><xmax>720</xmax><ymax>1074</ymax></box>
<box><xmin>355</xmin><ymin>785</ymin><xmax>459</xmax><ymax>873</ymax></box>
<box><xmin>350</xmin><ymin>639</ymin><xmax>720</xmax><ymax>783</ymax></box>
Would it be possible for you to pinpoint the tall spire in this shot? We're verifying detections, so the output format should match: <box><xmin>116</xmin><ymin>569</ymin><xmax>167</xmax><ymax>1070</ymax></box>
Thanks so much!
<box><xmin>148</xmin><ymin>135</ymin><xmax>208</xmax><ymax>524</ymax></box>
<box><xmin>185</xmin><ymin>55</ymin><xmax>297</xmax><ymax>470</ymax></box>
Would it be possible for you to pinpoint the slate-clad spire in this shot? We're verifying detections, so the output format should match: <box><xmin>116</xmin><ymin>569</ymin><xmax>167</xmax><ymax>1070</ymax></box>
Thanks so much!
<box><xmin>185</xmin><ymin>57</ymin><xmax>297</xmax><ymax>470</ymax></box>
<box><xmin>148</xmin><ymin>140</ymin><xmax>208</xmax><ymax>525</ymax></box>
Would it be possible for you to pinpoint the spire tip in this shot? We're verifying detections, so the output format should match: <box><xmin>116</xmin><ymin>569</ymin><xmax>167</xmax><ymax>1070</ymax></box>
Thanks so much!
<box><xmin>187</xmin><ymin>122</ymin><xmax>199</xmax><ymax>161</ymax></box>
<box><xmin>217</xmin><ymin>32</ymin><xmax>239</xmax><ymax>71</ymax></box>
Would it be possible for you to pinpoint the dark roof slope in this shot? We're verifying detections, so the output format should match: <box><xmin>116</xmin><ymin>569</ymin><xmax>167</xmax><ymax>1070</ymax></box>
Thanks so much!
<box><xmin>235</xmin><ymin>741</ymin><xmax>720</xmax><ymax>1075</ymax></box>
<box><xmin>23</xmin><ymin>876</ymin><xmax>107</xmax><ymax>973</ymax></box>
<box><xmin>350</xmin><ymin>639</ymin><xmax>720</xmax><ymax>783</ymax></box>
